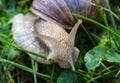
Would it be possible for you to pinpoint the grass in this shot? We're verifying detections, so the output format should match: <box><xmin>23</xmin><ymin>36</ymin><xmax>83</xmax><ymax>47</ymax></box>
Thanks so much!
<box><xmin>0</xmin><ymin>0</ymin><xmax>120</xmax><ymax>83</ymax></box>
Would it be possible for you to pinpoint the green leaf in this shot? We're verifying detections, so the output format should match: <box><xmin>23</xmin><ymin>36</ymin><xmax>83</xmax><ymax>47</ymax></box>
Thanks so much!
<box><xmin>5</xmin><ymin>46</ymin><xmax>18</xmax><ymax>60</ymax></box>
<box><xmin>84</xmin><ymin>46</ymin><xmax>120</xmax><ymax>70</ymax></box>
<box><xmin>0</xmin><ymin>33</ymin><xmax>9</xmax><ymax>43</ymax></box>
<box><xmin>57</xmin><ymin>70</ymin><xmax>78</xmax><ymax>83</ymax></box>
<box><xmin>106</xmin><ymin>47</ymin><xmax>120</xmax><ymax>62</ymax></box>
<box><xmin>84</xmin><ymin>46</ymin><xmax>106</xmax><ymax>70</ymax></box>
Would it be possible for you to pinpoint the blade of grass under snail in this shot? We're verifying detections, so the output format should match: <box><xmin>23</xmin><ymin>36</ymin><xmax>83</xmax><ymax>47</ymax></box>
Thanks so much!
<box><xmin>0</xmin><ymin>58</ymin><xmax>51</xmax><ymax>79</ymax></box>
<box><xmin>50</xmin><ymin>63</ymin><xmax>56</xmax><ymax>81</ymax></box>
<box><xmin>0</xmin><ymin>33</ymin><xmax>47</xmax><ymax>60</ymax></box>
<box><xmin>0</xmin><ymin>34</ymin><xmax>54</xmax><ymax>82</ymax></box>
<box><xmin>11</xmin><ymin>42</ymin><xmax>47</xmax><ymax>60</ymax></box>
<box><xmin>31</xmin><ymin>59</ymin><xmax>38</xmax><ymax>83</ymax></box>
<box><xmin>73</xmin><ymin>13</ymin><xmax>120</xmax><ymax>38</ymax></box>
<box><xmin>0</xmin><ymin>32</ymin><xmax>55</xmax><ymax>70</ymax></box>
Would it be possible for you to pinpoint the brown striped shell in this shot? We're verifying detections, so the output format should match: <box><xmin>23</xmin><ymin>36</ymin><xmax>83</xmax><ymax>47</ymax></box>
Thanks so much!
<box><xmin>31</xmin><ymin>0</ymin><xmax>107</xmax><ymax>29</ymax></box>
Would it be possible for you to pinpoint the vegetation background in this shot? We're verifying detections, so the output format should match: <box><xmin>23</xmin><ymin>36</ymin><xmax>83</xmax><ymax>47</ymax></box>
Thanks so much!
<box><xmin>0</xmin><ymin>0</ymin><xmax>120</xmax><ymax>83</ymax></box>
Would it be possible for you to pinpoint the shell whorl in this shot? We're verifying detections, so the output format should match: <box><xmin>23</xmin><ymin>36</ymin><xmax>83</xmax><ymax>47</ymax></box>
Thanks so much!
<box><xmin>31</xmin><ymin>0</ymin><xmax>75</xmax><ymax>29</ymax></box>
<box><xmin>31</xmin><ymin>0</ymin><xmax>107</xmax><ymax>29</ymax></box>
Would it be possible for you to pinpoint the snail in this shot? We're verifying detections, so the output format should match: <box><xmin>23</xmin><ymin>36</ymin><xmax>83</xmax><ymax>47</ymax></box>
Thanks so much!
<box><xmin>11</xmin><ymin>13</ymin><xmax>82</xmax><ymax>70</ymax></box>
<box><xmin>31</xmin><ymin>0</ymin><xmax>107</xmax><ymax>29</ymax></box>
<box><xmin>11</xmin><ymin>0</ymin><xmax>107</xmax><ymax>70</ymax></box>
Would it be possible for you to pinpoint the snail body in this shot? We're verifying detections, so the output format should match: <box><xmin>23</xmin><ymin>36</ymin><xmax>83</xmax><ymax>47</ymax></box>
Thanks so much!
<box><xmin>12</xmin><ymin>13</ymin><xmax>82</xmax><ymax>70</ymax></box>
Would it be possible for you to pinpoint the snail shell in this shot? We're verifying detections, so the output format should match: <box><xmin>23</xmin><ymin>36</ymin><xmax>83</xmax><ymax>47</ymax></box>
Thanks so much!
<box><xmin>11</xmin><ymin>13</ymin><xmax>82</xmax><ymax>70</ymax></box>
<box><xmin>31</xmin><ymin>0</ymin><xmax>106</xmax><ymax>29</ymax></box>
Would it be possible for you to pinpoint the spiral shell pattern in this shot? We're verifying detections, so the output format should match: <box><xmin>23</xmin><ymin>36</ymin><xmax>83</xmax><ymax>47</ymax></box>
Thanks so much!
<box><xmin>31</xmin><ymin>0</ymin><xmax>106</xmax><ymax>28</ymax></box>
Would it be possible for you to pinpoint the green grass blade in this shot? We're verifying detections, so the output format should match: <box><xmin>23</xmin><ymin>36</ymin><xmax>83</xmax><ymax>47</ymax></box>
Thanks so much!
<box><xmin>73</xmin><ymin>13</ymin><xmax>120</xmax><ymax>38</ymax></box>
<box><xmin>32</xmin><ymin>60</ymin><xmax>38</xmax><ymax>83</ymax></box>
<box><xmin>0</xmin><ymin>58</ymin><xmax>51</xmax><ymax>79</ymax></box>
<box><xmin>93</xmin><ymin>0</ymin><xmax>109</xmax><ymax>27</ymax></box>
<box><xmin>81</xmin><ymin>24</ymin><xmax>96</xmax><ymax>46</ymax></box>
<box><xmin>104</xmin><ymin>0</ymin><xmax>117</xmax><ymax>31</ymax></box>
